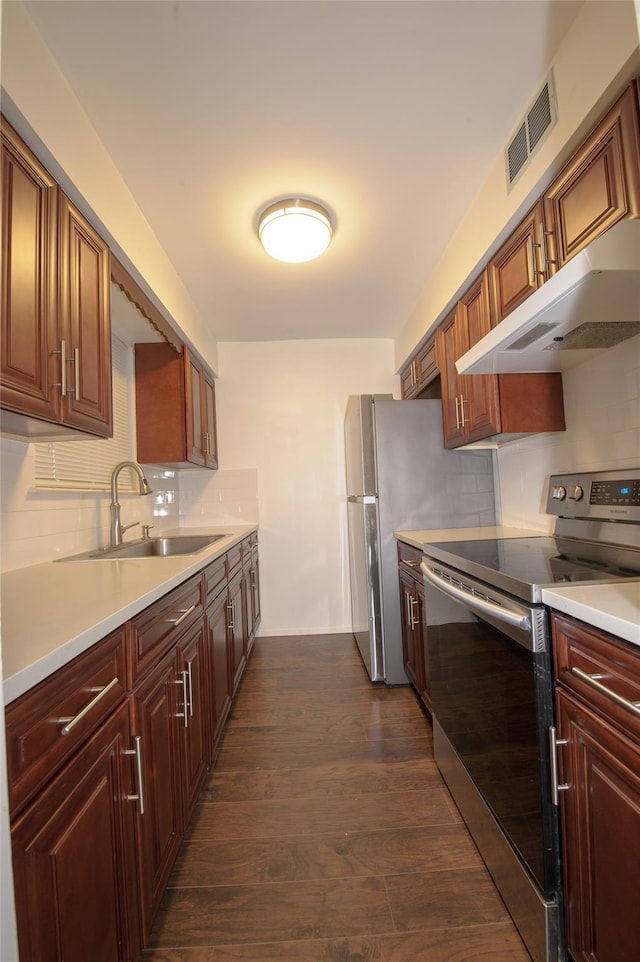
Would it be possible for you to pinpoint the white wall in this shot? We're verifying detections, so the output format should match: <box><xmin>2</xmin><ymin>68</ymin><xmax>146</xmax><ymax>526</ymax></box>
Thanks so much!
<box><xmin>208</xmin><ymin>339</ymin><xmax>398</xmax><ymax>634</ymax></box>
<box><xmin>497</xmin><ymin>335</ymin><xmax>640</xmax><ymax>530</ymax></box>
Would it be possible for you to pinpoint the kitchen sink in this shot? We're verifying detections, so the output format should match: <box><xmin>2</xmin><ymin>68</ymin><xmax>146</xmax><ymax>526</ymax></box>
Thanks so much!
<box><xmin>58</xmin><ymin>534</ymin><xmax>227</xmax><ymax>562</ymax></box>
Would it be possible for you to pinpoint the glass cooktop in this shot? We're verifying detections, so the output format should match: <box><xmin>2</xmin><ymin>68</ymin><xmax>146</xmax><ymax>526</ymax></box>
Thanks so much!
<box><xmin>423</xmin><ymin>536</ymin><xmax>640</xmax><ymax>603</ymax></box>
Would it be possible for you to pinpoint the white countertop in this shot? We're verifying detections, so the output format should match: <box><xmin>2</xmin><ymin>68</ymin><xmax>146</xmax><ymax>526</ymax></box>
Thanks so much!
<box><xmin>542</xmin><ymin>582</ymin><xmax>640</xmax><ymax>647</ymax></box>
<box><xmin>395</xmin><ymin>525</ymin><xmax>640</xmax><ymax>650</ymax></box>
<box><xmin>395</xmin><ymin>525</ymin><xmax>545</xmax><ymax>549</ymax></box>
<box><xmin>1</xmin><ymin>524</ymin><xmax>256</xmax><ymax>704</ymax></box>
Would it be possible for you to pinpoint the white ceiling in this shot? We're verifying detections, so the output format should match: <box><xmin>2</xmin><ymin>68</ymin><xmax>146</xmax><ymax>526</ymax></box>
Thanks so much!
<box><xmin>24</xmin><ymin>0</ymin><xmax>584</xmax><ymax>343</ymax></box>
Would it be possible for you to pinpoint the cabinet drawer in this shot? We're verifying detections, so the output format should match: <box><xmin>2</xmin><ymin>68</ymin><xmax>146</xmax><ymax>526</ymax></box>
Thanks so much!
<box><xmin>203</xmin><ymin>555</ymin><xmax>227</xmax><ymax>606</ymax></box>
<box><xmin>242</xmin><ymin>532</ymin><xmax>258</xmax><ymax>565</ymax></box>
<box><xmin>552</xmin><ymin>613</ymin><xmax>640</xmax><ymax>742</ymax></box>
<box><xmin>129</xmin><ymin>575</ymin><xmax>202</xmax><ymax>683</ymax></box>
<box><xmin>227</xmin><ymin>543</ymin><xmax>242</xmax><ymax>577</ymax></box>
<box><xmin>5</xmin><ymin>627</ymin><xmax>127</xmax><ymax>816</ymax></box>
<box><xmin>397</xmin><ymin>541</ymin><xmax>423</xmax><ymax>577</ymax></box>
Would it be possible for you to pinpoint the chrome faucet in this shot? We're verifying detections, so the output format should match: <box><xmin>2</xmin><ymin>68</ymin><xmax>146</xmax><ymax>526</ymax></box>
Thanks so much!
<box><xmin>109</xmin><ymin>461</ymin><xmax>153</xmax><ymax>547</ymax></box>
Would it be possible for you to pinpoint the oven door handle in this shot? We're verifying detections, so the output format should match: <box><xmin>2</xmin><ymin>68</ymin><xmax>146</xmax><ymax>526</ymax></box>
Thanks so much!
<box><xmin>421</xmin><ymin>562</ymin><xmax>532</xmax><ymax>632</ymax></box>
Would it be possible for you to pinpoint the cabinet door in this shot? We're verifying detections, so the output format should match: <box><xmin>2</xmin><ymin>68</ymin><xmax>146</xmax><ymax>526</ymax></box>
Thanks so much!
<box><xmin>544</xmin><ymin>84</ymin><xmax>640</xmax><ymax>270</ymax></box>
<box><xmin>228</xmin><ymin>572</ymin><xmax>246</xmax><ymax>693</ymax></box>
<box><xmin>556</xmin><ymin>688</ymin><xmax>640</xmax><ymax>962</ymax></box>
<box><xmin>202</xmin><ymin>370</ymin><xmax>218</xmax><ymax>469</ymax></box>
<box><xmin>488</xmin><ymin>200</ymin><xmax>546</xmax><ymax>325</ymax></box>
<box><xmin>436</xmin><ymin>311</ymin><xmax>466</xmax><ymax>448</ymax></box>
<box><xmin>131</xmin><ymin>650</ymin><xmax>183</xmax><ymax>942</ymax></box>
<box><xmin>58</xmin><ymin>193</ymin><xmax>112</xmax><ymax>436</ymax></box>
<box><xmin>184</xmin><ymin>349</ymin><xmax>206</xmax><ymax>466</ymax></box>
<box><xmin>206</xmin><ymin>589</ymin><xmax>232</xmax><ymax>752</ymax></box>
<box><xmin>11</xmin><ymin>701</ymin><xmax>139</xmax><ymax>962</ymax></box>
<box><xmin>177</xmin><ymin>617</ymin><xmax>209</xmax><ymax>823</ymax></box>
<box><xmin>1</xmin><ymin>118</ymin><xmax>59</xmax><ymax>423</ymax></box>
<box><xmin>458</xmin><ymin>274</ymin><xmax>500</xmax><ymax>442</ymax></box>
<box><xmin>398</xmin><ymin>568</ymin><xmax>424</xmax><ymax>693</ymax></box>
<box><xmin>248</xmin><ymin>552</ymin><xmax>261</xmax><ymax>651</ymax></box>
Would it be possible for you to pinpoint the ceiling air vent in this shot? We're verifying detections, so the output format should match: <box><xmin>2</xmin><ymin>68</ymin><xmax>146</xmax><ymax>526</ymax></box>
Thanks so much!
<box><xmin>505</xmin><ymin>71</ymin><xmax>557</xmax><ymax>190</ymax></box>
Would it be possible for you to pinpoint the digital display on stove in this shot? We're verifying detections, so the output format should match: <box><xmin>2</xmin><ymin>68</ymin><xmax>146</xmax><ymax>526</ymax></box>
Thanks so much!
<box><xmin>590</xmin><ymin>479</ymin><xmax>640</xmax><ymax>506</ymax></box>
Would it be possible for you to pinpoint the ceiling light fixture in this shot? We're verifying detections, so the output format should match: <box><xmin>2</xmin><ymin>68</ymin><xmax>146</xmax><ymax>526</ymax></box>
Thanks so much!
<box><xmin>258</xmin><ymin>198</ymin><xmax>333</xmax><ymax>263</ymax></box>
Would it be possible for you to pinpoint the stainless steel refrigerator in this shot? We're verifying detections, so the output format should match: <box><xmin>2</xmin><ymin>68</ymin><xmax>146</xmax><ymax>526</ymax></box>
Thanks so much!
<box><xmin>345</xmin><ymin>394</ymin><xmax>495</xmax><ymax>684</ymax></box>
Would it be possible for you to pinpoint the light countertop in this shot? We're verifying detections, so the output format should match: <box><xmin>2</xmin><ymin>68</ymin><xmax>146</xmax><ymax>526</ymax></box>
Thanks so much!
<box><xmin>395</xmin><ymin>525</ymin><xmax>545</xmax><ymax>549</ymax></box>
<box><xmin>542</xmin><ymin>582</ymin><xmax>640</xmax><ymax>647</ymax></box>
<box><xmin>395</xmin><ymin>525</ymin><xmax>640</xmax><ymax>649</ymax></box>
<box><xmin>1</xmin><ymin>524</ymin><xmax>256</xmax><ymax>704</ymax></box>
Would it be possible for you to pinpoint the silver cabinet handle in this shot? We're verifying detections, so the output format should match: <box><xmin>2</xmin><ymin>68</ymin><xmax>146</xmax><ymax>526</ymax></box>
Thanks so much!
<box><xmin>175</xmin><ymin>670</ymin><xmax>189</xmax><ymax>727</ymax></box>
<box><xmin>72</xmin><ymin>346</ymin><xmax>80</xmax><ymax>398</ymax></box>
<box><xmin>571</xmin><ymin>667</ymin><xmax>640</xmax><ymax>718</ymax></box>
<box><xmin>404</xmin><ymin>559</ymin><xmax>421</xmax><ymax>569</ymax></box>
<box><xmin>409</xmin><ymin>596</ymin><xmax>419</xmax><ymax>629</ymax></box>
<box><xmin>124</xmin><ymin>735</ymin><xmax>145</xmax><ymax>815</ymax></box>
<box><xmin>60</xmin><ymin>677</ymin><xmax>119</xmax><ymax>735</ymax></box>
<box><xmin>541</xmin><ymin>227</ymin><xmax>557</xmax><ymax>271</ymax></box>
<box><xmin>528</xmin><ymin>236</ymin><xmax>546</xmax><ymax>279</ymax></box>
<box><xmin>164</xmin><ymin>604</ymin><xmax>196</xmax><ymax>627</ymax></box>
<box><xmin>52</xmin><ymin>340</ymin><xmax>68</xmax><ymax>396</ymax></box>
<box><xmin>421</xmin><ymin>562</ymin><xmax>531</xmax><ymax>632</ymax></box>
<box><xmin>454</xmin><ymin>395</ymin><xmax>460</xmax><ymax>429</ymax></box>
<box><xmin>186</xmin><ymin>661</ymin><xmax>194</xmax><ymax>718</ymax></box>
<box><xmin>226</xmin><ymin>600</ymin><xmax>234</xmax><ymax>630</ymax></box>
<box><xmin>459</xmin><ymin>395</ymin><xmax>469</xmax><ymax>426</ymax></box>
<box><xmin>548</xmin><ymin>726</ymin><xmax>569</xmax><ymax>805</ymax></box>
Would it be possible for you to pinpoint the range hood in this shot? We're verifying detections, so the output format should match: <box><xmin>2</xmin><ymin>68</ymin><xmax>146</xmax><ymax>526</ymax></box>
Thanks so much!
<box><xmin>457</xmin><ymin>218</ymin><xmax>640</xmax><ymax>375</ymax></box>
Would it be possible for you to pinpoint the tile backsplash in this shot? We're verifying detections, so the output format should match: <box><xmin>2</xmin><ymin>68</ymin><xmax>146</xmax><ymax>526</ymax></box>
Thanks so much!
<box><xmin>0</xmin><ymin>443</ymin><xmax>258</xmax><ymax>572</ymax></box>
<box><xmin>496</xmin><ymin>334</ymin><xmax>640</xmax><ymax>530</ymax></box>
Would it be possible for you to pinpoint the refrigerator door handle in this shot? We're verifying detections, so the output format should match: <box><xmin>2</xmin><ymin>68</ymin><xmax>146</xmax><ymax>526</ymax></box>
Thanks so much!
<box><xmin>348</xmin><ymin>495</ymin><xmax>377</xmax><ymax>504</ymax></box>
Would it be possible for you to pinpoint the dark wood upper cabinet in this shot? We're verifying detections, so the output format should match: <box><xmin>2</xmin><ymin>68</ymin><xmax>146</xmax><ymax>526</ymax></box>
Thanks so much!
<box><xmin>1</xmin><ymin>117</ymin><xmax>60</xmax><ymax>424</ymax></box>
<box><xmin>488</xmin><ymin>200</ymin><xmax>547</xmax><ymax>326</ymax></box>
<box><xmin>135</xmin><ymin>342</ymin><xmax>218</xmax><ymax>470</ymax></box>
<box><xmin>437</xmin><ymin>271</ymin><xmax>565</xmax><ymax>448</ymax></box>
<box><xmin>544</xmin><ymin>83</ymin><xmax>640</xmax><ymax>270</ymax></box>
<box><xmin>1</xmin><ymin>116</ymin><xmax>113</xmax><ymax>439</ymax></box>
<box><xmin>399</xmin><ymin>337</ymin><xmax>438</xmax><ymax>399</ymax></box>
<box><xmin>58</xmin><ymin>192</ymin><xmax>113</xmax><ymax>437</ymax></box>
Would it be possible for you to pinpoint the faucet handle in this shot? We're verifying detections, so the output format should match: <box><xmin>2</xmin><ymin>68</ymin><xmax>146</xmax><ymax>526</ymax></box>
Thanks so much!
<box><xmin>121</xmin><ymin>521</ymin><xmax>140</xmax><ymax>536</ymax></box>
<box><xmin>141</xmin><ymin>524</ymin><xmax>154</xmax><ymax>540</ymax></box>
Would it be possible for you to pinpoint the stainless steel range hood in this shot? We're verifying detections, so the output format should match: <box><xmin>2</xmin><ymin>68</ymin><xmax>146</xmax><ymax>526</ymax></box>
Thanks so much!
<box><xmin>457</xmin><ymin>218</ymin><xmax>640</xmax><ymax>375</ymax></box>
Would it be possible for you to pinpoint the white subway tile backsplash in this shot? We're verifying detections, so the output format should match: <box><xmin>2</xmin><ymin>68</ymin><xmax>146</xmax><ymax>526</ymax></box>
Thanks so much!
<box><xmin>497</xmin><ymin>335</ymin><xmax>640</xmax><ymax>529</ymax></box>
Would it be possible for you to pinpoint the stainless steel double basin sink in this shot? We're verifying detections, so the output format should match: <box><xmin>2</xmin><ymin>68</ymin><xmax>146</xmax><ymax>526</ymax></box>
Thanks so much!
<box><xmin>58</xmin><ymin>534</ymin><xmax>227</xmax><ymax>562</ymax></box>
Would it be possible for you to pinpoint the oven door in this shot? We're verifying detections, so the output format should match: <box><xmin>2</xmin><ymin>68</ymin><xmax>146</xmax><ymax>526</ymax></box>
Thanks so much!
<box><xmin>421</xmin><ymin>557</ymin><xmax>561</xmax><ymax>907</ymax></box>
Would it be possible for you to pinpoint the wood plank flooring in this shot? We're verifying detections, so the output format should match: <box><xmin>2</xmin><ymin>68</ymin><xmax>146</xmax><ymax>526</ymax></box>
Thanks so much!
<box><xmin>143</xmin><ymin>634</ymin><xmax>533</xmax><ymax>961</ymax></box>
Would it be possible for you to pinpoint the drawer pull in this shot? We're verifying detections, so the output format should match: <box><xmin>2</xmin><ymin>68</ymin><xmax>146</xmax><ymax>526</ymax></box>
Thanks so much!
<box><xmin>124</xmin><ymin>735</ymin><xmax>146</xmax><ymax>815</ymax></box>
<box><xmin>571</xmin><ymin>667</ymin><xmax>640</xmax><ymax>718</ymax></box>
<box><xmin>60</xmin><ymin>677</ymin><xmax>119</xmax><ymax>735</ymax></box>
<box><xmin>164</xmin><ymin>604</ymin><xmax>196</xmax><ymax>627</ymax></box>
<box><xmin>404</xmin><ymin>559</ymin><xmax>421</xmax><ymax>568</ymax></box>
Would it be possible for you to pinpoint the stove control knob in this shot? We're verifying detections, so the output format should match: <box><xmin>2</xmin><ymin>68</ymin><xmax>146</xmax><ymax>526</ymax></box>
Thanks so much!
<box><xmin>567</xmin><ymin>485</ymin><xmax>584</xmax><ymax>502</ymax></box>
<box><xmin>552</xmin><ymin>485</ymin><xmax>566</xmax><ymax>501</ymax></box>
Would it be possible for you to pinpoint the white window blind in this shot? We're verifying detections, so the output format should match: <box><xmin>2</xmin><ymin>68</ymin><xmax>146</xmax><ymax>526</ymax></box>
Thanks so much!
<box><xmin>34</xmin><ymin>335</ymin><xmax>137</xmax><ymax>491</ymax></box>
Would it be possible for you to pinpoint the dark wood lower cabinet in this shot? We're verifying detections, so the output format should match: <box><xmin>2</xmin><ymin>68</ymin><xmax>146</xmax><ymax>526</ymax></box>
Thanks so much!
<box><xmin>178</xmin><ymin>617</ymin><xmax>210</xmax><ymax>822</ymax></box>
<box><xmin>11</xmin><ymin>701</ymin><xmax>139</xmax><ymax>962</ymax></box>
<box><xmin>131</xmin><ymin>649</ymin><xmax>184</xmax><ymax>944</ymax></box>
<box><xmin>556</xmin><ymin>689</ymin><xmax>640</xmax><ymax>962</ymax></box>
<box><xmin>206</xmin><ymin>588</ymin><xmax>233</xmax><ymax>750</ymax></box>
<box><xmin>397</xmin><ymin>542</ymin><xmax>430</xmax><ymax>711</ymax></box>
<box><xmin>8</xmin><ymin>537</ymin><xmax>261</xmax><ymax>959</ymax></box>
<box><xmin>552</xmin><ymin>613</ymin><xmax>640</xmax><ymax>962</ymax></box>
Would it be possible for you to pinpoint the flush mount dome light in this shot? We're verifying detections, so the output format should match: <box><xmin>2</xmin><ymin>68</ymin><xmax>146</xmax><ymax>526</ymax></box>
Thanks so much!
<box><xmin>258</xmin><ymin>198</ymin><xmax>332</xmax><ymax>263</ymax></box>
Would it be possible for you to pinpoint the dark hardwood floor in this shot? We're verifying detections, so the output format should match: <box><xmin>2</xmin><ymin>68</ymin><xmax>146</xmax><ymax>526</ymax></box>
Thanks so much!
<box><xmin>143</xmin><ymin>634</ymin><xmax>533</xmax><ymax>961</ymax></box>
